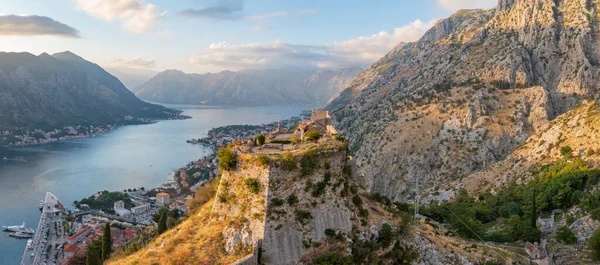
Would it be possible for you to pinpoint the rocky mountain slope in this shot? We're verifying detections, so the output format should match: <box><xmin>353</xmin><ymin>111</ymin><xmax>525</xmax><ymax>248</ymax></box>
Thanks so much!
<box><xmin>135</xmin><ymin>68</ymin><xmax>362</xmax><ymax>106</ymax></box>
<box><xmin>0</xmin><ymin>51</ymin><xmax>179</xmax><ymax>131</ymax></box>
<box><xmin>328</xmin><ymin>0</ymin><xmax>600</xmax><ymax>201</ymax></box>
<box><xmin>108</xmin><ymin>141</ymin><xmax>509</xmax><ymax>265</ymax></box>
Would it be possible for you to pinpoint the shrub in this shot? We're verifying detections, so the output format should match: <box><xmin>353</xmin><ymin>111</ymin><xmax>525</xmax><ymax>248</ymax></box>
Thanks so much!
<box><xmin>324</xmin><ymin>228</ymin><xmax>336</xmax><ymax>237</ymax></box>
<box><xmin>287</xmin><ymin>194</ymin><xmax>299</xmax><ymax>205</ymax></box>
<box><xmin>300</xmin><ymin>152</ymin><xmax>318</xmax><ymax>176</ymax></box>
<box><xmin>271</xmin><ymin>140</ymin><xmax>291</xmax><ymax>144</ymax></box>
<box><xmin>271</xmin><ymin>198</ymin><xmax>285</xmax><ymax>207</ymax></box>
<box><xmin>217</xmin><ymin>148</ymin><xmax>237</xmax><ymax>171</ymax></box>
<box><xmin>218</xmin><ymin>192</ymin><xmax>229</xmax><ymax>203</ymax></box>
<box><xmin>256</xmin><ymin>134</ymin><xmax>265</xmax><ymax>145</ymax></box>
<box><xmin>257</xmin><ymin>155</ymin><xmax>270</xmax><ymax>166</ymax></box>
<box><xmin>560</xmin><ymin>146</ymin><xmax>573</xmax><ymax>158</ymax></box>
<box><xmin>590</xmin><ymin>228</ymin><xmax>600</xmax><ymax>251</ymax></box>
<box><xmin>358</xmin><ymin>208</ymin><xmax>369</xmax><ymax>217</ymax></box>
<box><xmin>305</xmin><ymin>129</ymin><xmax>322</xmax><ymax>141</ymax></box>
<box><xmin>244</xmin><ymin>178</ymin><xmax>262</xmax><ymax>194</ymax></box>
<box><xmin>352</xmin><ymin>195</ymin><xmax>363</xmax><ymax>206</ymax></box>
<box><xmin>590</xmin><ymin>208</ymin><xmax>600</xmax><ymax>221</ymax></box>
<box><xmin>282</xmin><ymin>152</ymin><xmax>297</xmax><ymax>171</ymax></box>
<box><xmin>556</xmin><ymin>226</ymin><xmax>577</xmax><ymax>244</ymax></box>
<box><xmin>295</xmin><ymin>210</ymin><xmax>313</xmax><ymax>225</ymax></box>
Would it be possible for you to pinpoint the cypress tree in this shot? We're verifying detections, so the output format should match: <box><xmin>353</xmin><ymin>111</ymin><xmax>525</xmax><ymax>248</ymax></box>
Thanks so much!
<box><xmin>86</xmin><ymin>239</ymin><xmax>102</xmax><ymax>265</ymax></box>
<box><xmin>102</xmin><ymin>222</ymin><xmax>112</xmax><ymax>260</ymax></box>
<box><xmin>158</xmin><ymin>211</ymin><xmax>167</xmax><ymax>234</ymax></box>
<box><xmin>531</xmin><ymin>186</ymin><xmax>537</xmax><ymax>228</ymax></box>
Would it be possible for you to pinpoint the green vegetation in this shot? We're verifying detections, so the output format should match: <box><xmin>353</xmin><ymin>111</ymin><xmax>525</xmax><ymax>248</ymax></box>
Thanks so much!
<box><xmin>287</xmin><ymin>194</ymin><xmax>299</xmax><ymax>205</ymax></box>
<box><xmin>295</xmin><ymin>210</ymin><xmax>313</xmax><ymax>225</ymax></box>
<box><xmin>244</xmin><ymin>178</ymin><xmax>262</xmax><ymax>194</ymax></box>
<box><xmin>560</xmin><ymin>146</ymin><xmax>573</xmax><ymax>159</ymax></box>
<box><xmin>256</xmin><ymin>134</ymin><xmax>265</xmax><ymax>145</ymax></box>
<box><xmin>300</xmin><ymin>152</ymin><xmax>318</xmax><ymax>176</ymax></box>
<box><xmin>78</xmin><ymin>191</ymin><xmax>133</xmax><ymax>213</ymax></box>
<box><xmin>556</xmin><ymin>226</ymin><xmax>577</xmax><ymax>244</ymax></box>
<box><xmin>217</xmin><ymin>147</ymin><xmax>238</xmax><ymax>171</ymax></box>
<box><xmin>257</xmin><ymin>155</ymin><xmax>270</xmax><ymax>166</ymax></box>
<box><xmin>305</xmin><ymin>129</ymin><xmax>322</xmax><ymax>141</ymax></box>
<box><xmin>86</xmin><ymin>239</ymin><xmax>103</xmax><ymax>265</ymax></box>
<box><xmin>312</xmin><ymin>253</ymin><xmax>353</xmax><ymax>265</ymax></box>
<box><xmin>422</xmin><ymin>159</ymin><xmax>600</xmax><ymax>243</ymax></box>
<box><xmin>271</xmin><ymin>198</ymin><xmax>285</xmax><ymax>206</ymax></box>
<box><xmin>282</xmin><ymin>152</ymin><xmax>297</xmax><ymax>171</ymax></box>
<box><xmin>271</xmin><ymin>140</ymin><xmax>291</xmax><ymax>144</ymax></box>
<box><xmin>591</xmin><ymin>229</ymin><xmax>600</xmax><ymax>251</ymax></box>
<box><xmin>158</xmin><ymin>210</ymin><xmax>167</xmax><ymax>234</ymax></box>
<box><xmin>102</xmin><ymin>222</ymin><xmax>112</xmax><ymax>260</ymax></box>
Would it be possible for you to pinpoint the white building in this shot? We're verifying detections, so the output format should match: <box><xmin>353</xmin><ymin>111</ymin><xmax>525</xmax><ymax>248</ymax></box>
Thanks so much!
<box><xmin>114</xmin><ymin>207</ymin><xmax>131</xmax><ymax>217</ymax></box>
<box><xmin>156</xmin><ymin>192</ymin><xmax>170</xmax><ymax>205</ymax></box>
<box><xmin>131</xmin><ymin>204</ymin><xmax>151</xmax><ymax>214</ymax></box>
<box><xmin>114</xmin><ymin>200</ymin><xmax>125</xmax><ymax>209</ymax></box>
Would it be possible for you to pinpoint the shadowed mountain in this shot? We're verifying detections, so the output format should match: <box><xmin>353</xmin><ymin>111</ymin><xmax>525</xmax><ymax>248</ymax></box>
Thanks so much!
<box><xmin>0</xmin><ymin>51</ymin><xmax>180</xmax><ymax>130</ymax></box>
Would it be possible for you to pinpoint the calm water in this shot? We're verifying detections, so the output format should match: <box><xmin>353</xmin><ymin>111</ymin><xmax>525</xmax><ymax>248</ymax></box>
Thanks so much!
<box><xmin>0</xmin><ymin>104</ymin><xmax>305</xmax><ymax>264</ymax></box>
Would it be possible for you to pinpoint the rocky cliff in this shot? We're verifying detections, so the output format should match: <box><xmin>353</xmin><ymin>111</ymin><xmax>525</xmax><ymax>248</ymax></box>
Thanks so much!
<box><xmin>328</xmin><ymin>0</ymin><xmax>600</xmax><ymax>201</ymax></box>
<box><xmin>0</xmin><ymin>51</ymin><xmax>179</xmax><ymax>131</ymax></box>
<box><xmin>135</xmin><ymin>68</ymin><xmax>362</xmax><ymax>106</ymax></box>
<box><xmin>109</xmin><ymin>141</ymin><xmax>509</xmax><ymax>264</ymax></box>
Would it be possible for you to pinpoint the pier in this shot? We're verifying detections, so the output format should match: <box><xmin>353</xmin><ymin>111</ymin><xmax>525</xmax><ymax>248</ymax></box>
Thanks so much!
<box><xmin>21</xmin><ymin>192</ymin><xmax>64</xmax><ymax>265</ymax></box>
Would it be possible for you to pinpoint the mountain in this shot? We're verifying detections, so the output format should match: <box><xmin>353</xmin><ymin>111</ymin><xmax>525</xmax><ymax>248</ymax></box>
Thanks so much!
<box><xmin>104</xmin><ymin>67</ymin><xmax>158</xmax><ymax>92</ymax></box>
<box><xmin>0</xmin><ymin>51</ymin><xmax>180</xmax><ymax>131</ymax></box>
<box><xmin>327</xmin><ymin>0</ymin><xmax>600</xmax><ymax>201</ymax></box>
<box><xmin>135</xmin><ymin>67</ymin><xmax>362</xmax><ymax>106</ymax></box>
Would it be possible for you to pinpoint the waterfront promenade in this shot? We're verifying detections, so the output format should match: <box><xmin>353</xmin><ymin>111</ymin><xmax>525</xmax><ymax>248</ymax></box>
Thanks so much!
<box><xmin>21</xmin><ymin>192</ymin><xmax>63</xmax><ymax>265</ymax></box>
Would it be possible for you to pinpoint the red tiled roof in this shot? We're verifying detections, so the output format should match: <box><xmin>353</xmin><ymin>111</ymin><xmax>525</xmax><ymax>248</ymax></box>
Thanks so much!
<box><xmin>64</xmin><ymin>244</ymin><xmax>77</xmax><ymax>253</ymax></box>
<box><xmin>67</xmin><ymin>226</ymin><xmax>91</xmax><ymax>241</ymax></box>
<box><xmin>156</xmin><ymin>192</ymin><xmax>169</xmax><ymax>197</ymax></box>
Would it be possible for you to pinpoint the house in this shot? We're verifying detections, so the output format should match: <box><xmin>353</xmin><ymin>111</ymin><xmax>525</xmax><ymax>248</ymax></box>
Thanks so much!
<box><xmin>114</xmin><ymin>207</ymin><xmax>131</xmax><ymax>217</ymax></box>
<box><xmin>131</xmin><ymin>204</ymin><xmax>151</xmax><ymax>214</ymax></box>
<box><xmin>114</xmin><ymin>200</ymin><xmax>125</xmax><ymax>209</ymax></box>
<box><xmin>156</xmin><ymin>192</ymin><xmax>171</xmax><ymax>205</ymax></box>
<box><xmin>63</xmin><ymin>244</ymin><xmax>78</xmax><ymax>258</ymax></box>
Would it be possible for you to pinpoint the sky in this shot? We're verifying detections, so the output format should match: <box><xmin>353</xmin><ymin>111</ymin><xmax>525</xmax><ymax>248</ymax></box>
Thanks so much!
<box><xmin>0</xmin><ymin>0</ymin><xmax>497</xmax><ymax>76</ymax></box>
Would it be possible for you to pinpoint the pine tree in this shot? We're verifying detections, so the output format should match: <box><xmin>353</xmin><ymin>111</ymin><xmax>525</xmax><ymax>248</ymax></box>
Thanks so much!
<box><xmin>158</xmin><ymin>211</ymin><xmax>167</xmax><ymax>234</ymax></box>
<box><xmin>102</xmin><ymin>222</ymin><xmax>112</xmax><ymax>260</ymax></box>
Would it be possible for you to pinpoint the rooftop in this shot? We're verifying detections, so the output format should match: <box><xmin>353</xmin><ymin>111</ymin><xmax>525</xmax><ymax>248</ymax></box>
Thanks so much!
<box><xmin>67</xmin><ymin>226</ymin><xmax>91</xmax><ymax>241</ymax></box>
<box><xmin>156</xmin><ymin>192</ymin><xmax>169</xmax><ymax>197</ymax></box>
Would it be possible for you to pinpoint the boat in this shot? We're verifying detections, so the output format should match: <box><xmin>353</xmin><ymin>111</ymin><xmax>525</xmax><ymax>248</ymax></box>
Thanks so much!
<box><xmin>9</xmin><ymin>231</ymin><xmax>32</xmax><ymax>239</ymax></box>
<box><xmin>3</xmin><ymin>222</ymin><xmax>35</xmax><ymax>234</ymax></box>
<box><xmin>39</xmin><ymin>200</ymin><xmax>44</xmax><ymax>211</ymax></box>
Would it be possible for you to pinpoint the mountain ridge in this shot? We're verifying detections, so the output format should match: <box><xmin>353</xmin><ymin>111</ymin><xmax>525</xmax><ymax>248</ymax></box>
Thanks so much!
<box><xmin>135</xmin><ymin>67</ymin><xmax>363</xmax><ymax>106</ymax></box>
<box><xmin>0</xmin><ymin>51</ymin><xmax>181</xmax><ymax>134</ymax></box>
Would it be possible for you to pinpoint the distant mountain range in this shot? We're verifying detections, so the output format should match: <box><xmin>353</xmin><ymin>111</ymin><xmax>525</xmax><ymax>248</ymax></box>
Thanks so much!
<box><xmin>134</xmin><ymin>68</ymin><xmax>362</xmax><ymax>106</ymax></box>
<box><xmin>0</xmin><ymin>51</ymin><xmax>181</xmax><ymax>131</ymax></box>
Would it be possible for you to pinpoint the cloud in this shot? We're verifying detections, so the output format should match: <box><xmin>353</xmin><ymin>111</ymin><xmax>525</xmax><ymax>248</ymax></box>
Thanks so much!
<box><xmin>247</xmin><ymin>9</ymin><xmax>318</xmax><ymax>21</ymax></box>
<box><xmin>0</xmin><ymin>15</ymin><xmax>79</xmax><ymax>37</ymax></box>
<box><xmin>188</xmin><ymin>19</ymin><xmax>437</xmax><ymax>72</ymax></box>
<box><xmin>252</xmin><ymin>25</ymin><xmax>270</xmax><ymax>32</ymax></box>
<box><xmin>325</xmin><ymin>19</ymin><xmax>437</xmax><ymax>66</ymax></box>
<box><xmin>436</xmin><ymin>0</ymin><xmax>497</xmax><ymax>10</ymax></box>
<box><xmin>108</xmin><ymin>57</ymin><xmax>156</xmax><ymax>69</ymax></box>
<box><xmin>179</xmin><ymin>0</ymin><xmax>243</xmax><ymax>20</ymax></box>
<box><xmin>75</xmin><ymin>0</ymin><xmax>166</xmax><ymax>33</ymax></box>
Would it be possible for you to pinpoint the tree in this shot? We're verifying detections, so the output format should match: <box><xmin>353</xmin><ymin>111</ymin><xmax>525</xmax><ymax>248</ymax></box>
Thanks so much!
<box><xmin>531</xmin><ymin>186</ymin><xmax>537</xmax><ymax>229</ymax></box>
<box><xmin>590</xmin><ymin>228</ymin><xmax>600</xmax><ymax>252</ymax></box>
<box><xmin>102</xmin><ymin>222</ymin><xmax>112</xmax><ymax>260</ymax></box>
<box><xmin>217</xmin><ymin>148</ymin><xmax>237</xmax><ymax>171</ymax></box>
<box><xmin>256</xmin><ymin>134</ymin><xmax>265</xmax><ymax>145</ymax></box>
<box><xmin>305</xmin><ymin>129</ymin><xmax>322</xmax><ymax>141</ymax></box>
<box><xmin>86</xmin><ymin>239</ymin><xmax>102</xmax><ymax>265</ymax></box>
<box><xmin>556</xmin><ymin>226</ymin><xmax>577</xmax><ymax>244</ymax></box>
<box><xmin>158</xmin><ymin>210</ymin><xmax>167</xmax><ymax>234</ymax></box>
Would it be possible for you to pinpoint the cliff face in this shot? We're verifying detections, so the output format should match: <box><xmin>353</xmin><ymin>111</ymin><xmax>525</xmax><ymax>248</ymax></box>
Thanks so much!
<box><xmin>327</xmin><ymin>0</ymin><xmax>600</xmax><ymax>201</ymax></box>
<box><xmin>135</xmin><ymin>68</ymin><xmax>362</xmax><ymax>106</ymax></box>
